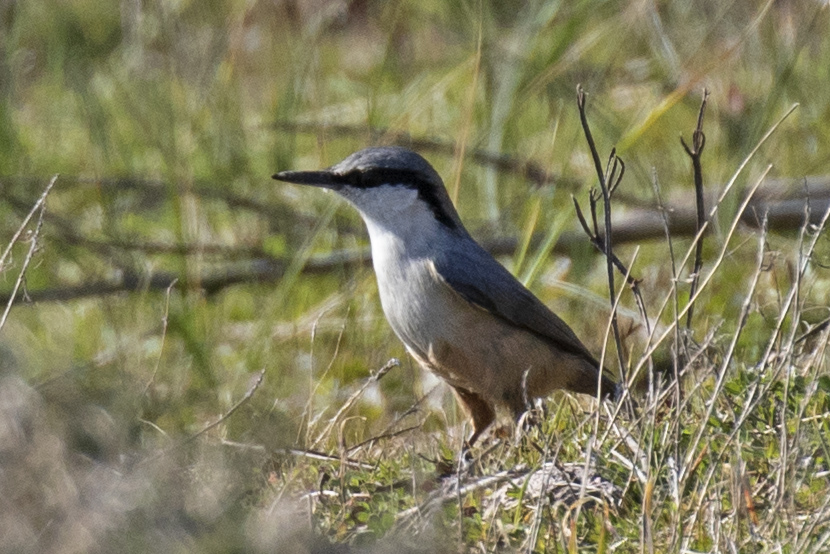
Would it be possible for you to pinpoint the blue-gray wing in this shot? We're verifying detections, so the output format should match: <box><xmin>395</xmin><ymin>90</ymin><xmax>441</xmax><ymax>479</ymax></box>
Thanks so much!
<box><xmin>432</xmin><ymin>239</ymin><xmax>600</xmax><ymax>366</ymax></box>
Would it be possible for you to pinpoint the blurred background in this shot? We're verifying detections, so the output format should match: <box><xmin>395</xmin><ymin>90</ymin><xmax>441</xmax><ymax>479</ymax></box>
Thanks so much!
<box><xmin>1</xmin><ymin>0</ymin><xmax>829</xmax><ymax>551</ymax></box>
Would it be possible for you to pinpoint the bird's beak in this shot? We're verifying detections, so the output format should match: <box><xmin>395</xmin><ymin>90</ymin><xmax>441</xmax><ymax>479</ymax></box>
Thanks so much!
<box><xmin>272</xmin><ymin>170</ymin><xmax>339</xmax><ymax>189</ymax></box>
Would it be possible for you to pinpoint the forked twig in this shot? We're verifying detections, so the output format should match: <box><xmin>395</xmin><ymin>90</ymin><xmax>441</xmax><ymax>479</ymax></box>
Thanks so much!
<box><xmin>573</xmin><ymin>196</ymin><xmax>650</xmax><ymax>336</ymax></box>
<box><xmin>634</xmin><ymin>103</ymin><xmax>799</xmax><ymax>385</ymax></box>
<box><xmin>574</xmin><ymin>85</ymin><xmax>651</xmax><ymax>379</ymax></box>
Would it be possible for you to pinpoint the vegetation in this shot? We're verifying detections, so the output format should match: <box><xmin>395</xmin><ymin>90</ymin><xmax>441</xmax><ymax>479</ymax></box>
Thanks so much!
<box><xmin>1</xmin><ymin>0</ymin><xmax>829</xmax><ymax>552</ymax></box>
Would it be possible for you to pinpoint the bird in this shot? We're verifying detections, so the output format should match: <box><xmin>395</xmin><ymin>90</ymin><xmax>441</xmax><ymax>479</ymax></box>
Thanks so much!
<box><xmin>273</xmin><ymin>146</ymin><xmax>618</xmax><ymax>447</ymax></box>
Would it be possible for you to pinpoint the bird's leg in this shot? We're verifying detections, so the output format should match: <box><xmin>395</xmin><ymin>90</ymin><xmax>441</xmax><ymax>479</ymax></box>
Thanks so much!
<box><xmin>451</xmin><ymin>385</ymin><xmax>496</xmax><ymax>448</ymax></box>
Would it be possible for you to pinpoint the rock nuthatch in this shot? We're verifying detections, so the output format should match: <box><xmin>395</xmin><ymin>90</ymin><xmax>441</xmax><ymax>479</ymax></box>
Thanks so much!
<box><xmin>274</xmin><ymin>146</ymin><xmax>618</xmax><ymax>446</ymax></box>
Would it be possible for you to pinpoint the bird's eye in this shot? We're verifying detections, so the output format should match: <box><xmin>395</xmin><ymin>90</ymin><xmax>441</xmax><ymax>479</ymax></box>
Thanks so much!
<box><xmin>349</xmin><ymin>169</ymin><xmax>384</xmax><ymax>188</ymax></box>
<box><xmin>364</xmin><ymin>168</ymin><xmax>415</xmax><ymax>188</ymax></box>
<box><xmin>337</xmin><ymin>168</ymin><xmax>423</xmax><ymax>189</ymax></box>
<box><xmin>333</xmin><ymin>171</ymin><xmax>363</xmax><ymax>187</ymax></box>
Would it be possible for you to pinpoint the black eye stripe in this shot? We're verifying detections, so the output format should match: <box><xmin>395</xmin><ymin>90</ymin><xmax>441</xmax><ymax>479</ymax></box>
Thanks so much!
<box><xmin>336</xmin><ymin>168</ymin><xmax>459</xmax><ymax>231</ymax></box>
<box><xmin>336</xmin><ymin>168</ymin><xmax>423</xmax><ymax>188</ymax></box>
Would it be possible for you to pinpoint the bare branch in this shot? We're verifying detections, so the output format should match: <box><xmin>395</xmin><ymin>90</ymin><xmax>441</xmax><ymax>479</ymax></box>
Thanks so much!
<box><xmin>682</xmin><ymin>89</ymin><xmax>710</xmax><ymax>331</ymax></box>
<box><xmin>0</xmin><ymin>175</ymin><xmax>57</xmax><ymax>270</ymax></box>
<box><xmin>143</xmin><ymin>279</ymin><xmax>179</xmax><ymax>396</ymax></box>
<box><xmin>141</xmin><ymin>369</ymin><xmax>266</xmax><ymax>464</ymax></box>
<box><xmin>312</xmin><ymin>358</ymin><xmax>399</xmax><ymax>447</ymax></box>
<box><xmin>0</xmin><ymin>175</ymin><xmax>58</xmax><ymax>332</ymax></box>
<box><xmin>575</xmin><ymin>85</ymin><xmax>630</xmax><ymax>377</ymax></box>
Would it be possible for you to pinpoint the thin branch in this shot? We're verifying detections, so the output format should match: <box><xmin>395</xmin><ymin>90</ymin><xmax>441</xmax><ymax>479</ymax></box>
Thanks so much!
<box><xmin>141</xmin><ymin>369</ymin><xmax>266</xmax><ymax>463</ymax></box>
<box><xmin>220</xmin><ymin>442</ymin><xmax>378</xmax><ymax>470</ymax></box>
<box><xmin>576</xmin><ymin>86</ymin><xmax>611</xmax><ymax>196</ymax></box>
<box><xmin>0</xmin><ymin>175</ymin><xmax>58</xmax><ymax>271</ymax></box>
<box><xmin>143</xmin><ymin>278</ymin><xmax>178</xmax><ymax>396</ymax></box>
<box><xmin>345</xmin><ymin>423</ymin><xmax>424</xmax><ymax>454</ymax></box>
<box><xmin>573</xmin><ymin>197</ymin><xmax>647</xmax><ymax>292</ymax></box>
<box><xmin>0</xmin><ymin>176</ymin><xmax>58</xmax><ymax>332</ymax></box>
<box><xmin>312</xmin><ymin>358</ymin><xmax>399</xmax><ymax>447</ymax></box>
<box><xmin>0</xmin><ymin>175</ymin><xmax>295</xmax><ymax>223</ymax></box>
<box><xmin>576</xmin><ymin>85</ymin><xmax>628</xmax><ymax>377</ymax></box>
<box><xmin>633</xmin><ymin>103</ymin><xmax>799</xmax><ymax>386</ymax></box>
<box><xmin>650</xmin><ymin>168</ymin><xmax>683</xmax><ymax>442</ymax></box>
<box><xmin>183</xmin><ymin>369</ymin><xmax>266</xmax><ymax>444</ymax></box>
<box><xmin>0</xmin><ymin>210</ymin><xmax>44</xmax><ymax>332</ymax></box>
<box><xmin>681</xmin><ymin>89</ymin><xmax>710</xmax><ymax>331</ymax></box>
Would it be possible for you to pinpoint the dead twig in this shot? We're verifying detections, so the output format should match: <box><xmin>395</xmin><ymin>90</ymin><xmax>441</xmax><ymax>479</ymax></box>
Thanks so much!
<box><xmin>143</xmin><ymin>279</ymin><xmax>179</xmax><ymax>396</ymax></box>
<box><xmin>345</xmin><ymin>423</ymin><xmax>424</xmax><ymax>454</ymax></box>
<box><xmin>312</xmin><ymin>358</ymin><xmax>400</xmax><ymax>448</ymax></box>
<box><xmin>0</xmin><ymin>175</ymin><xmax>58</xmax><ymax>271</ymax></box>
<box><xmin>0</xmin><ymin>175</ymin><xmax>58</xmax><ymax>332</ymax></box>
<box><xmin>221</xmin><ymin>441</ymin><xmax>378</xmax><ymax>470</ymax></box>
<box><xmin>141</xmin><ymin>369</ymin><xmax>266</xmax><ymax>464</ymax></box>
<box><xmin>681</xmin><ymin>89</ymin><xmax>710</xmax><ymax>331</ymax></box>
<box><xmin>181</xmin><ymin>369</ymin><xmax>266</xmax><ymax>445</ymax></box>
<box><xmin>574</xmin><ymin>85</ymin><xmax>631</xmax><ymax>378</ymax></box>
<box><xmin>633</xmin><ymin>104</ymin><xmax>799</xmax><ymax>392</ymax></box>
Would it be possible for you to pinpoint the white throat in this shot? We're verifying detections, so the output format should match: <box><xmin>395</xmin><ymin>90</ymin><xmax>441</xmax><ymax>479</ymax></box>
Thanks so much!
<box><xmin>338</xmin><ymin>183</ymin><xmax>447</xmax><ymax>262</ymax></box>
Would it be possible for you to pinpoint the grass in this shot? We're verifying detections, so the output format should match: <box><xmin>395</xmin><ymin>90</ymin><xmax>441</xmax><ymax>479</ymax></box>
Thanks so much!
<box><xmin>1</xmin><ymin>0</ymin><xmax>830</xmax><ymax>552</ymax></box>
